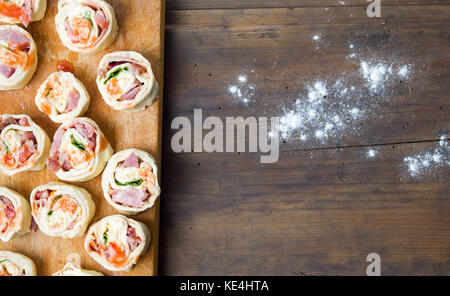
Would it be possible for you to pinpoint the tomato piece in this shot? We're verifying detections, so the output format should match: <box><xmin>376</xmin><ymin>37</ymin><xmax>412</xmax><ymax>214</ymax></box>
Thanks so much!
<box><xmin>56</xmin><ymin>60</ymin><xmax>74</xmax><ymax>73</ymax></box>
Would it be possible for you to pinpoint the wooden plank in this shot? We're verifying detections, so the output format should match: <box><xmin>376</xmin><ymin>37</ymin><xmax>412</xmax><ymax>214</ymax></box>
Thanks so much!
<box><xmin>159</xmin><ymin>141</ymin><xmax>449</xmax><ymax>275</ymax></box>
<box><xmin>0</xmin><ymin>0</ymin><xmax>164</xmax><ymax>276</ymax></box>
<box><xmin>162</xmin><ymin>5</ymin><xmax>450</xmax><ymax>152</ymax></box>
<box><xmin>167</xmin><ymin>0</ymin><xmax>449</xmax><ymax>10</ymax></box>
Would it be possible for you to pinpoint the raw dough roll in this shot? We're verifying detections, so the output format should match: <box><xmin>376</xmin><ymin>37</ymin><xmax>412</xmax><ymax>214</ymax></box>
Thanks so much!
<box><xmin>55</xmin><ymin>0</ymin><xmax>118</xmax><ymax>54</ymax></box>
<box><xmin>47</xmin><ymin>117</ymin><xmax>113</xmax><ymax>182</ymax></box>
<box><xmin>0</xmin><ymin>186</ymin><xmax>31</xmax><ymax>242</ymax></box>
<box><xmin>0</xmin><ymin>25</ymin><xmax>37</xmax><ymax>90</ymax></box>
<box><xmin>30</xmin><ymin>181</ymin><xmax>95</xmax><ymax>238</ymax></box>
<box><xmin>35</xmin><ymin>71</ymin><xmax>90</xmax><ymax>123</ymax></box>
<box><xmin>0</xmin><ymin>114</ymin><xmax>50</xmax><ymax>176</ymax></box>
<box><xmin>0</xmin><ymin>251</ymin><xmax>36</xmax><ymax>276</ymax></box>
<box><xmin>0</xmin><ymin>0</ymin><xmax>47</xmax><ymax>27</ymax></box>
<box><xmin>84</xmin><ymin>215</ymin><xmax>150</xmax><ymax>272</ymax></box>
<box><xmin>52</xmin><ymin>261</ymin><xmax>103</xmax><ymax>276</ymax></box>
<box><xmin>96</xmin><ymin>51</ymin><xmax>159</xmax><ymax>112</ymax></box>
<box><xmin>102</xmin><ymin>149</ymin><xmax>160</xmax><ymax>215</ymax></box>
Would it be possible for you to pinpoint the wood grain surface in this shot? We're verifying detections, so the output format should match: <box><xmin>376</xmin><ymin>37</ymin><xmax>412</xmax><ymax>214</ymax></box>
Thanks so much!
<box><xmin>0</xmin><ymin>0</ymin><xmax>164</xmax><ymax>276</ymax></box>
<box><xmin>159</xmin><ymin>1</ymin><xmax>449</xmax><ymax>275</ymax></box>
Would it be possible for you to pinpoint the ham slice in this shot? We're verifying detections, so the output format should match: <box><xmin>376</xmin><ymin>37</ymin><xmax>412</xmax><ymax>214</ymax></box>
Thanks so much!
<box><xmin>0</xmin><ymin>117</ymin><xmax>17</xmax><ymax>132</ymax></box>
<box><xmin>94</xmin><ymin>10</ymin><xmax>107</xmax><ymax>30</ymax></box>
<box><xmin>0</xmin><ymin>27</ymin><xmax>30</xmax><ymax>50</ymax></box>
<box><xmin>0</xmin><ymin>196</ymin><xmax>15</xmax><ymax>221</ymax></box>
<box><xmin>23</xmin><ymin>131</ymin><xmax>37</xmax><ymax>145</ymax></box>
<box><xmin>47</xmin><ymin>157</ymin><xmax>61</xmax><ymax>172</ymax></box>
<box><xmin>122</xmin><ymin>153</ymin><xmax>139</xmax><ymax>168</ymax></box>
<box><xmin>120</xmin><ymin>83</ymin><xmax>142</xmax><ymax>101</ymax></box>
<box><xmin>18</xmin><ymin>117</ymin><xmax>29</xmax><ymax>126</ymax></box>
<box><xmin>19</xmin><ymin>0</ymin><xmax>33</xmax><ymax>27</ymax></box>
<box><xmin>50</xmin><ymin>128</ymin><xmax>65</xmax><ymax>155</ymax></box>
<box><xmin>34</xmin><ymin>190</ymin><xmax>50</xmax><ymax>208</ymax></box>
<box><xmin>74</xmin><ymin>122</ymin><xmax>95</xmax><ymax>139</ymax></box>
<box><xmin>109</xmin><ymin>189</ymin><xmax>148</xmax><ymax>208</ymax></box>
<box><xmin>18</xmin><ymin>138</ymin><xmax>37</xmax><ymax>164</ymax></box>
<box><xmin>0</xmin><ymin>65</ymin><xmax>16</xmax><ymax>79</ymax></box>
<box><xmin>65</xmin><ymin>91</ymin><xmax>80</xmax><ymax>112</ymax></box>
<box><xmin>30</xmin><ymin>217</ymin><xmax>38</xmax><ymax>232</ymax></box>
<box><xmin>126</xmin><ymin>226</ymin><xmax>141</xmax><ymax>252</ymax></box>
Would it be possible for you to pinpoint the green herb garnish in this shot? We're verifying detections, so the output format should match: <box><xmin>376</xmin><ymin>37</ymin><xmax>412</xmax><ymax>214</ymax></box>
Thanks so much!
<box><xmin>104</xmin><ymin>67</ymin><xmax>129</xmax><ymax>84</ymax></box>
<box><xmin>1</xmin><ymin>44</ymin><xmax>13</xmax><ymax>52</ymax></box>
<box><xmin>114</xmin><ymin>178</ymin><xmax>143</xmax><ymax>187</ymax></box>
<box><xmin>103</xmin><ymin>231</ymin><xmax>108</xmax><ymax>245</ymax></box>
<box><xmin>83</xmin><ymin>12</ymin><xmax>94</xmax><ymax>28</ymax></box>
<box><xmin>0</xmin><ymin>259</ymin><xmax>9</xmax><ymax>264</ymax></box>
<box><xmin>2</xmin><ymin>140</ymin><xmax>9</xmax><ymax>155</ymax></box>
<box><xmin>47</xmin><ymin>210</ymin><xmax>53</xmax><ymax>216</ymax></box>
<box><xmin>46</xmin><ymin>88</ymin><xmax>53</xmax><ymax>96</ymax></box>
<box><xmin>71</xmin><ymin>135</ymin><xmax>86</xmax><ymax>151</ymax></box>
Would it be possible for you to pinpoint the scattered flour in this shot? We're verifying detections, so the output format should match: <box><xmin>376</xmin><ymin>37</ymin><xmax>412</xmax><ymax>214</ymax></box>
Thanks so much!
<box><xmin>227</xmin><ymin>73</ymin><xmax>255</xmax><ymax>105</ymax></box>
<box><xmin>367</xmin><ymin>148</ymin><xmax>379</xmax><ymax>158</ymax></box>
<box><xmin>312</xmin><ymin>34</ymin><xmax>321</xmax><ymax>41</ymax></box>
<box><xmin>403</xmin><ymin>133</ymin><xmax>449</xmax><ymax>177</ymax></box>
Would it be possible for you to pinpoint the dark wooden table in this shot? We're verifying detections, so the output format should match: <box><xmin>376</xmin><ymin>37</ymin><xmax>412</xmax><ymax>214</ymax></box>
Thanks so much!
<box><xmin>159</xmin><ymin>0</ymin><xmax>449</xmax><ymax>275</ymax></box>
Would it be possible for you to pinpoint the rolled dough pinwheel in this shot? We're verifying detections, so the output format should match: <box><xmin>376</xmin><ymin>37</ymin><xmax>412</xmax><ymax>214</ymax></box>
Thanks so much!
<box><xmin>96</xmin><ymin>51</ymin><xmax>159</xmax><ymax>112</ymax></box>
<box><xmin>52</xmin><ymin>261</ymin><xmax>103</xmax><ymax>276</ymax></box>
<box><xmin>35</xmin><ymin>71</ymin><xmax>90</xmax><ymax>123</ymax></box>
<box><xmin>0</xmin><ymin>114</ymin><xmax>50</xmax><ymax>176</ymax></box>
<box><xmin>84</xmin><ymin>215</ymin><xmax>150</xmax><ymax>272</ymax></box>
<box><xmin>47</xmin><ymin>117</ymin><xmax>113</xmax><ymax>182</ymax></box>
<box><xmin>102</xmin><ymin>149</ymin><xmax>160</xmax><ymax>215</ymax></box>
<box><xmin>0</xmin><ymin>0</ymin><xmax>47</xmax><ymax>27</ymax></box>
<box><xmin>0</xmin><ymin>25</ymin><xmax>37</xmax><ymax>90</ymax></box>
<box><xmin>55</xmin><ymin>0</ymin><xmax>118</xmax><ymax>54</ymax></box>
<box><xmin>30</xmin><ymin>182</ymin><xmax>95</xmax><ymax>238</ymax></box>
<box><xmin>0</xmin><ymin>251</ymin><xmax>36</xmax><ymax>276</ymax></box>
<box><xmin>0</xmin><ymin>186</ymin><xmax>31</xmax><ymax>242</ymax></box>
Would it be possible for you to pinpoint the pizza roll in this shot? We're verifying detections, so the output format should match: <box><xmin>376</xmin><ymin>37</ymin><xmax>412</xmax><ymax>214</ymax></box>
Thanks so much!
<box><xmin>35</xmin><ymin>71</ymin><xmax>90</xmax><ymax>123</ymax></box>
<box><xmin>102</xmin><ymin>149</ymin><xmax>160</xmax><ymax>215</ymax></box>
<box><xmin>0</xmin><ymin>25</ymin><xmax>37</xmax><ymax>90</ymax></box>
<box><xmin>30</xmin><ymin>182</ymin><xmax>95</xmax><ymax>238</ymax></box>
<box><xmin>47</xmin><ymin>117</ymin><xmax>113</xmax><ymax>182</ymax></box>
<box><xmin>0</xmin><ymin>251</ymin><xmax>36</xmax><ymax>276</ymax></box>
<box><xmin>55</xmin><ymin>0</ymin><xmax>118</xmax><ymax>54</ymax></box>
<box><xmin>97</xmin><ymin>51</ymin><xmax>159</xmax><ymax>112</ymax></box>
<box><xmin>0</xmin><ymin>114</ymin><xmax>50</xmax><ymax>176</ymax></box>
<box><xmin>53</xmin><ymin>261</ymin><xmax>103</xmax><ymax>276</ymax></box>
<box><xmin>0</xmin><ymin>0</ymin><xmax>47</xmax><ymax>27</ymax></box>
<box><xmin>0</xmin><ymin>187</ymin><xmax>31</xmax><ymax>242</ymax></box>
<box><xmin>84</xmin><ymin>215</ymin><xmax>150</xmax><ymax>272</ymax></box>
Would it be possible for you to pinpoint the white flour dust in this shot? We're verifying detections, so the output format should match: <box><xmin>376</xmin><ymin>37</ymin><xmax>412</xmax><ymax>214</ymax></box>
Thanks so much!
<box><xmin>227</xmin><ymin>73</ymin><xmax>255</xmax><ymax>105</ymax></box>
<box><xmin>403</xmin><ymin>133</ymin><xmax>449</xmax><ymax>177</ymax></box>
<box><xmin>360</xmin><ymin>60</ymin><xmax>411</xmax><ymax>91</ymax></box>
<box><xmin>367</xmin><ymin>148</ymin><xmax>379</xmax><ymax>158</ymax></box>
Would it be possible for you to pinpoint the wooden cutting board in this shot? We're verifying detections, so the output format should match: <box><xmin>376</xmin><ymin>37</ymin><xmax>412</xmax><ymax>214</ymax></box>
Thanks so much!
<box><xmin>0</xmin><ymin>0</ymin><xmax>164</xmax><ymax>276</ymax></box>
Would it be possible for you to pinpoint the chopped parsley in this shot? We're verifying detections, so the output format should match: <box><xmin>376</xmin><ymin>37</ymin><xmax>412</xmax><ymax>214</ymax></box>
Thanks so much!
<box><xmin>104</xmin><ymin>66</ymin><xmax>129</xmax><ymax>84</ymax></box>
<box><xmin>102</xmin><ymin>231</ymin><xmax>108</xmax><ymax>245</ymax></box>
<box><xmin>83</xmin><ymin>12</ymin><xmax>94</xmax><ymax>28</ymax></box>
<box><xmin>2</xmin><ymin>140</ymin><xmax>9</xmax><ymax>155</ymax></box>
<box><xmin>0</xmin><ymin>259</ymin><xmax>9</xmax><ymax>264</ymax></box>
<box><xmin>0</xmin><ymin>44</ymin><xmax>13</xmax><ymax>52</ymax></box>
<box><xmin>70</xmin><ymin>135</ymin><xmax>86</xmax><ymax>151</ymax></box>
<box><xmin>46</xmin><ymin>88</ymin><xmax>53</xmax><ymax>97</ymax></box>
<box><xmin>47</xmin><ymin>210</ymin><xmax>53</xmax><ymax>216</ymax></box>
<box><xmin>114</xmin><ymin>178</ymin><xmax>143</xmax><ymax>187</ymax></box>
